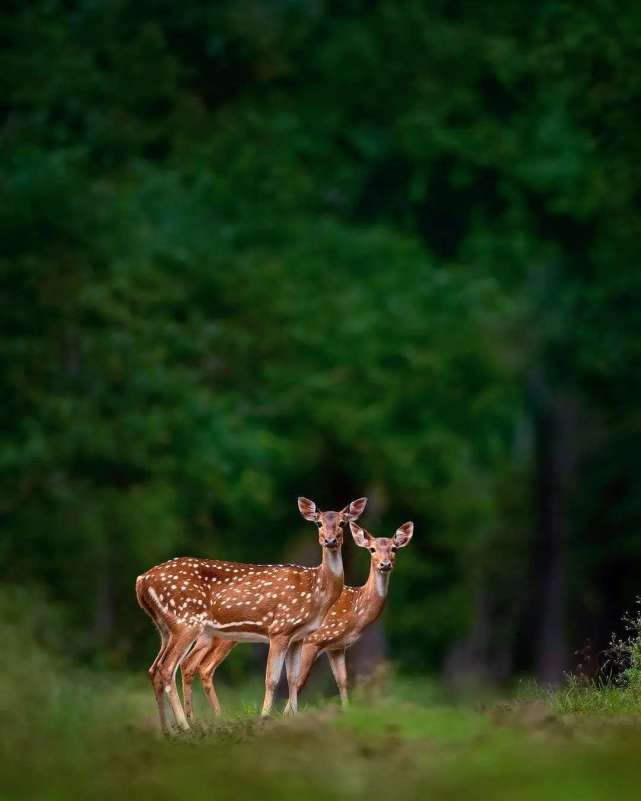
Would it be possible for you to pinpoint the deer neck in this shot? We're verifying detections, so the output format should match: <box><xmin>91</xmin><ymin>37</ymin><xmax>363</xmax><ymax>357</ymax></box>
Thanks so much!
<box><xmin>360</xmin><ymin>563</ymin><xmax>390</xmax><ymax>622</ymax></box>
<box><xmin>315</xmin><ymin>546</ymin><xmax>344</xmax><ymax>610</ymax></box>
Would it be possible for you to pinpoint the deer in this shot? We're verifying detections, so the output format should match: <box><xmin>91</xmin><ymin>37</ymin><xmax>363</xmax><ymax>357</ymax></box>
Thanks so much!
<box><xmin>180</xmin><ymin>519</ymin><xmax>413</xmax><ymax>718</ymax></box>
<box><xmin>135</xmin><ymin>496</ymin><xmax>367</xmax><ymax>733</ymax></box>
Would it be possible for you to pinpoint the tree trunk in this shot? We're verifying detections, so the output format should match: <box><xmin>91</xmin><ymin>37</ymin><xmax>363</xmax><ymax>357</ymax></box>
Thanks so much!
<box><xmin>528</xmin><ymin>372</ymin><xmax>576</xmax><ymax>684</ymax></box>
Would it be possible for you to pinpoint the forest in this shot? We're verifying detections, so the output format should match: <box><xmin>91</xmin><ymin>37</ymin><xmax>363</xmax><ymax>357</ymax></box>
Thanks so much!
<box><xmin>2</xmin><ymin>2</ymin><xmax>641</xmax><ymax>798</ymax></box>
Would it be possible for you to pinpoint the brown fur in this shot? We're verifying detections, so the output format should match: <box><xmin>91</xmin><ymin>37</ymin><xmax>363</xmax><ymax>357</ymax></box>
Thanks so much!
<box><xmin>136</xmin><ymin>497</ymin><xmax>367</xmax><ymax>731</ymax></box>
<box><xmin>181</xmin><ymin>520</ymin><xmax>413</xmax><ymax>717</ymax></box>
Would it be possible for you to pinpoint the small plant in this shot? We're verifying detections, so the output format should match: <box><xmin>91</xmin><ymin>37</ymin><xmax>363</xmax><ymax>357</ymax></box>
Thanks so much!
<box><xmin>549</xmin><ymin>600</ymin><xmax>641</xmax><ymax>715</ymax></box>
<box><xmin>603</xmin><ymin>598</ymin><xmax>641</xmax><ymax>695</ymax></box>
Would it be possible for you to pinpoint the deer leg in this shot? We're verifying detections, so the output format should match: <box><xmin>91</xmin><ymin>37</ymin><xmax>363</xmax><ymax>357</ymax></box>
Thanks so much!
<box><xmin>157</xmin><ymin>626</ymin><xmax>199</xmax><ymax>733</ymax></box>
<box><xmin>181</xmin><ymin>636</ymin><xmax>214</xmax><ymax>723</ymax></box>
<box><xmin>149</xmin><ymin>625</ymin><xmax>169</xmax><ymax>676</ymax></box>
<box><xmin>283</xmin><ymin>640</ymin><xmax>303</xmax><ymax>716</ymax></box>
<box><xmin>284</xmin><ymin>643</ymin><xmax>321</xmax><ymax>715</ymax></box>
<box><xmin>261</xmin><ymin>635</ymin><xmax>290</xmax><ymax>717</ymax></box>
<box><xmin>149</xmin><ymin>628</ymin><xmax>174</xmax><ymax>734</ymax></box>
<box><xmin>327</xmin><ymin>648</ymin><xmax>349</xmax><ymax>708</ymax></box>
<box><xmin>199</xmin><ymin>639</ymin><xmax>236</xmax><ymax>716</ymax></box>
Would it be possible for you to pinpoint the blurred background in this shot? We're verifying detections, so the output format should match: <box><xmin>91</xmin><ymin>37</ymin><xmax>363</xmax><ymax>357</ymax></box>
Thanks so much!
<box><xmin>2</xmin><ymin>0</ymin><xmax>640</xmax><ymax>690</ymax></box>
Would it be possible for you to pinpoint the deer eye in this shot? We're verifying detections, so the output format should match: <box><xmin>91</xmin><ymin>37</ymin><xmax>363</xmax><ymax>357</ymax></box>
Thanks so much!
<box><xmin>369</xmin><ymin>547</ymin><xmax>375</xmax><ymax>553</ymax></box>
<box><xmin>316</xmin><ymin>521</ymin><xmax>322</xmax><ymax>528</ymax></box>
<box><xmin>391</xmin><ymin>546</ymin><xmax>397</xmax><ymax>553</ymax></box>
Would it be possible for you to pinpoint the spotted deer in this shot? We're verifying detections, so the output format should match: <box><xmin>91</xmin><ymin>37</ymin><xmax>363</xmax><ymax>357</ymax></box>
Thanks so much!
<box><xmin>136</xmin><ymin>496</ymin><xmax>367</xmax><ymax>733</ymax></box>
<box><xmin>181</xmin><ymin>519</ymin><xmax>413</xmax><ymax>718</ymax></box>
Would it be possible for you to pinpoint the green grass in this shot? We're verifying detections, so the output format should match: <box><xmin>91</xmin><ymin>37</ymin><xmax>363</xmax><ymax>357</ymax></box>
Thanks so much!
<box><xmin>4</xmin><ymin>591</ymin><xmax>641</xmax><ymax>801</ymax></box>
<box><xmin>4</xmin><ymin>666</ymin><xmax>641</xmax><ymax>801</ymax></box>
<box><xmin>548</xmin><ymin>676</ymin><xmax>641</xmax><ymax>715</ymax></box>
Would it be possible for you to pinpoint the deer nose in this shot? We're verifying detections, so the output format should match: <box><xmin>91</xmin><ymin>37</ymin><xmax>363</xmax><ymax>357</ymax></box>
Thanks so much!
<box><xmin>379</xmin><ymin>561</ymin><xmax>392</xmax><ymax>572</ymax></box>
<box><xmin>325</xmin><ymin>537</ymin><xmax>338</xmax><ymax>548</ymax></box>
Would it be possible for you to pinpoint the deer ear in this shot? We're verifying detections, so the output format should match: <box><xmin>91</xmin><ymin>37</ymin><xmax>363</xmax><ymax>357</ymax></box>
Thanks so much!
<box><xmin>298</xmin><ymin>497</ymin><xmax>319</xmax><ymax>521</ymax></box>
<box><xmin>393</xmin><ymin>522</ymin><xmax>414</xmax><ymax>548</ymax></box>
<box><xmin>341</xmin><ymin>497</ymin><xmax>368</xmax><ymax>521</ymax></box>
<box><xmin>349</xmin><ymin>522</ymin><xmax>373</xmax><ymax>548</ymax></box>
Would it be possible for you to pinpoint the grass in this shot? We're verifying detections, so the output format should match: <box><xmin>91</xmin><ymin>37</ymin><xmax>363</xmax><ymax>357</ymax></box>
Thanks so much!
<box><xmin>4</xmin><ymin>590</ymin><xmax>641</xmax><ymax>801</ymax></box>
<box><xmin>548</xmin><ymin>676</ymin><xmax>641</xmax><ymax>715</ymax></box>
<box><xmin>4</xmin><ymin>667</ymin><xmax>641</xmax><ymax>801</ymax></box>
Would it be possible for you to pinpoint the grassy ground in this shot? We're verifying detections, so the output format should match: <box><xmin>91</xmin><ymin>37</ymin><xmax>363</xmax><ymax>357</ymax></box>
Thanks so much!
<box><xmin>4</xmin><ymin>666</ymin><xmax>641</xmax><ymax>801</ymax></box>
<box><xmin>3</xmin><ymin>591</ymin><xmax>641</xmax><ymax>801</ymax></box>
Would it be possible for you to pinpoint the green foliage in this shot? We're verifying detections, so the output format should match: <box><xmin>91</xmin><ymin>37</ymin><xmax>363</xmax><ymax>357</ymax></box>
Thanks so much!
<box><xmin>532</xmin><ymin>602</ymin><xmax>641</xmax><ymax>715</ymax></box>
<box><xmin>607</xmin><ymin>602</ymin><xmax>641</xmax><ymax>694</ymax></box>
<box><xmin>2</xmin><ymin>0</ymin><xmax>641</xmax><ymax>674</ymax></box>
<box><xmin>549</xmin><ymin>675</ymin><xmax>640</xmax><ymax>716</ymax></box>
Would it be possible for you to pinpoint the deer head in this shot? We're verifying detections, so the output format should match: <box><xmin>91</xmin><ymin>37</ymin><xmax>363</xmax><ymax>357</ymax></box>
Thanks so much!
<box><xmin>349</xmin><ymin>521</ymin><xmax>414</xmax><ymax>572</ymax></box>
<box><xmin>298</xmin><ymin>497</ymin><xmax>368</xmax><ymax>550</ymax></box>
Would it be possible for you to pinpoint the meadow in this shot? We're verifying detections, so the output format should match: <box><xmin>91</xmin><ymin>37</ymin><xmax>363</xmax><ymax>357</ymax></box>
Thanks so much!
<box><xmin>4</xmin><ymin>589</ymin><xmax>641</xmax><ymax>801</ymax></box>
